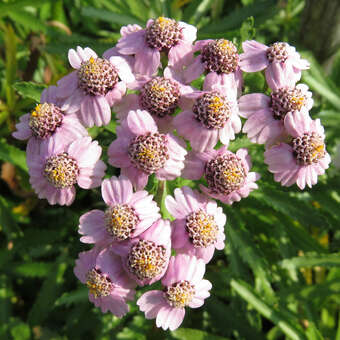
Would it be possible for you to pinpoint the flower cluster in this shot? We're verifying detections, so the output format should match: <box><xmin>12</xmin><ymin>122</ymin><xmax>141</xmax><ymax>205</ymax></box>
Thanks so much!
<box><xmin>13</xmin><ymin>16</ymin><xmax>330</xmax><ymax>331</ymax></box>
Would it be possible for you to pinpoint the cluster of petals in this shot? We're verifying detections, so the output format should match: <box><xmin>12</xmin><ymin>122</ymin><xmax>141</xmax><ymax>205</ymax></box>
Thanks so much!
<box><xmin>264</xmin><ymin>111</ymin><xmax>330</xmax><ymax>189</ymax></box>
<box><xmin>56</xmin><ymin>46</ymin><xmax>134</xmax><ymax>127</ymax></box>
<box><xmin>74</xmin><ymin>246</ymin><xmax>136</xmax><ymax>316</ymax></box>
<box><xmin>28</xmin><ymin>136</ymin><xmax>106</xmax><ymax>205</ymax></box>
<box><xmin>240</xmin><ymin>40</ymin><xmax>310</xmax><ymax>88</ymax></box>
<box><xmin>165</xmin><ymin>186</ymin><xmax>226</xmax><ymax>263</ymax></box>
<box><xmin>79</xmin><ymin>174</ymin><xmax>160</xmax><ymax>245</ymax></box>
<box><xmin>114</xmin><ymin>67</ymin><xmax>193</xmax><ymax>132</ymax></box>
<box><xmin>137</xmin><ymin>254</ymin><xmax>212</xmax><ymax>331</ymax></box>
<box><xmin>116</xmin><ymin>17</ymin><xmax>197</xmax><ymax>76</ymax></box>
<box><xmin>108</xmin><ymin>109</ymin><xmax>187</xmax><ymax>190</ymax></box>
<box><xmin>12</xmin><ymin>14</ymin><xmax>332</xmax><ymax>332</ymax></box>
<box><xmin>183</xmin><ymin>146</ymin><xmax>260</xmax><ymax>204</ymax></box>
<box><xmin>173</xmin><ymin>81</ymin><xmax>241</xmax><ymax>152</ymax></box>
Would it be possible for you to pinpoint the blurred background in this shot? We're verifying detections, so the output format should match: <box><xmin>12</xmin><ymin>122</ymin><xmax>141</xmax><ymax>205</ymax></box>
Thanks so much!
<box><xmin>1</xmin><ymin>0</ymin><xmax>340</xmax><ymax>339</ymax></box>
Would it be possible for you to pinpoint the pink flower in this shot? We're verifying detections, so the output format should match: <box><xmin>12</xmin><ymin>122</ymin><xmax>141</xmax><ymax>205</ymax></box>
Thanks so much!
<box><xmin>79</xmin><ymin>175</ymin><xmax>160</xmax><ymax>244</ymax></box>
<box><xmin>240</xmin><ymin>40</ymin><xmax>310</xmax><ymax>87</ymax></box>
<box><xmin>112</xmin><ymin>219</ymin><xmax>172</xmax><ymax>286</ymax></box>
<box><xmin>74</xmin><ymin>246</ymin><xmax>136</xmax><ymax>317</ymax></box>
<box><xmin>108</xmin><ymin>110</ymin><xmax>187</xmax><ymax>190</ymax></box>
<box><xmin>137</xmin><ymin>254</ymin><xmax>212</xmax><ymax>331</ymax></box>
<box><xmin>183</xmin><ymin>39</ymin><xmax>243</xmax><ymax>93</ymax></box>
<box><xmin>182</xmin><ymin>147</ymin><xmax>260</xmax><ymax>205</ymax></box>
<box><xmin>239</xmin><ymin>83</ymin><xmax>313</xmax><ymax>145</ymax></box>
<box><xmin>165</xmin><ymin>186</ymin><xmax>226</xmax><ymax>263</ymax></box>
<box><xmin>264</xmin><ymin>111</ymin><xmax>331</xmax><ymax>189</ymax></box>
<box><xmin>56</xmin><ymin>46</ymin><xmax>134</xmax><ymax>127</ymax></box>
<box><xmin>173</xmin><ymin>82</ymin><xmax>241</xmax><ymax>152</ymax></box>
<box><xmin>116</xmin><ymin>17</ymin><xmax>197</xmax><ymax>76</ymax></box>
<box><xmin>12</xmin><ymin>86</ymin><xmax>87</xmax><ymax>155</ymax></box>
<box><xmin>28</xmin><ymin>136</ymin><xmax>106</xmax><ymax>206</ymax></box>
<box><xmin>114</xmin><ymin>67</ymin><xmax>193</xmax><ymax>132</ymax></box>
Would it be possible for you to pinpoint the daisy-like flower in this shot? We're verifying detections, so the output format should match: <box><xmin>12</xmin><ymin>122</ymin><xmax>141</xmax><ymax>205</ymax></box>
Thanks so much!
<box><xmin>239</xmin><ymin>80</ymin><xmax>313</xmax><ymax>145</ymax></box>
<box><xmin>79</xmin><ymin>175</ymin><xmax>160</xmax><ymax>244</ymax></box>
<box><xmin>264</xmin><ymin>111</ymin><xmax>331</xmax><ymax>189</ymax></box>
<box><xmin>108</xmin><ymin>110</ymin><xmax>187</xmax><ymax>190</ymax></box>
<box><xmin>183</xmin><ymin>39</ymin><xmax>243</xmax><ymax>93</ymax></box>
<box><xmin>112</xmin><ymin>219</ymin><xmax>172</xmax><ymax>286</ymax></box>
<box><xmin>114</xmin><ymin>67</ymin><xmax>193</xmax><ymax>132</ymax></box>
<box><xmin>12</xmin><ymin>86</ymin><xmax>87</xmax><ymax>155</ymax></box>
<box><xmin>74</xmin><ymin>246</ymin><xmax>136</xmax><ymax>317</ymax></box>
<box><xmin>182</xmin><ymin>147</ymin><xmax>260</xmax><ymax>205</ymax></box>
<box><xmin>28</xmin><ymin>136</ymin><xmax>106</xmax><ymax>206</ymax></box>
<box><xmin>240</xmin><ymin>40</ymin><xmax>310</xmax><ymax>87</ymax></box>
<box><xmin>165</xmin><ymin>186</ymin><xmax>226</xmax><ymax>263</ymax></box>
<box><xmin>116</xmin><ymin>17</ymin><xmax>197</xmax><ymax>76</ymax></box>
<box><xmin>56</xmin><ymin>46</ymin><xmax>134</xmax><ymax>127</ymax></box>
<box><xmin>173</xmin><ymin>81</ymin><xmax>241</xmax><ymax>152</ymax></box>
<box><xmin>137</xmin><ymin>254</ymin><xmax>212</xmax><ymax>331</ymax></box>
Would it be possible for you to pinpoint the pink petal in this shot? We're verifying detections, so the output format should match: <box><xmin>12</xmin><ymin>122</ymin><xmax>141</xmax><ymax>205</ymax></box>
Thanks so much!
<box><xmin>127</xmin><ymin>110</ymin><xmax>158</xmax><ymax>135</ymax></box>
<box><xmin>238</xmin><ymin>93</ymin><xmax>270</xmax><ymax>118</ymax></box>
<box><xmin>80</xmin><ymin>96</ymin><xmax>111</xmax><ymax>127</ymax></box>
<box><xmin>101</xmin><ymin>175</ymin><xmax>133</xmax><ymax>206</ymax></box>
<box><xmin>135</xmin><ymin>47</ymin><xmax>160</xmax><ymax>76</ymax></box>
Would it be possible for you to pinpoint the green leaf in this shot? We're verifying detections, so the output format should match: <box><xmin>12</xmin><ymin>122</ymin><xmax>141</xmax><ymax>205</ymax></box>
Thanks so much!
<box><xmin>13</xmin><ymin>262</ymin><xmax>53</xmax><ymax>278</ymax></box>
<box><xmin>10</xmin><ymin>321</ymin><xmax>31</xmax><ymax>340</ymax></box>
<box><xmin>0</xmin><ymin>196</ymin><xmax>20</xmax><ymax>238</ymax></box>
<box><xmin>0</xmin><ymin>139</ymin><xmax>28</xmax><ymax>172</ymax></box>
<box><xmin>170</xmin><ymin>328</ymin><xmax>231</xmax><ymax>340</ymax></box>
<box><xmin>28</xmin><ymin>255</ymin><xmax>67</xmax><ymax>325</ymax></box>
<box><xmin>230</xmin><ymin>279</ymin><xmax>307</xmax><ymax>340</ymax></box>
<box><xmin>199</xmin><ymin>0</ymin><xmax>277</xmax><ymax>35</ymax></box>
<box><xmin>13</xmin><ymin>82</ymin><xmax>47</xmax><ymax>102</ymax></box>
<box><xmin>54</xmin><ymin>287</ymin><xmax>88</xmax><ymax>307</ymax></box>
<box><xmin>81</xmin><ymin>7</ymin><xmax>144</xmax><ymax>26</ymax></box>
<box><xmin>281</xmin><ymin>253</ymin><xmax>340</xmax><ymax>269</ymax></box>
<box><xmin>8</xmin><ymin>10</ymin><xmax>48</xmax><ymax>32</ymax></box>
<box><xmin>240</xmin><ymin>16</ymin><xmax>256</xmax><ymax>41</ymax></box>
<box><xmin>0</xmin><ymin>0</ymin><xmax>51</xmax><ymax>18</ymax></box>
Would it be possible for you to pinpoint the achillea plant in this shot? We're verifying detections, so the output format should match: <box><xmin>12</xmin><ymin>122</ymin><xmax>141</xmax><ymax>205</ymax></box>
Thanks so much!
<box><xmin>12</xmin><ymin>15</ymin><xmax>331</xmax><ymax>332</ymax></box>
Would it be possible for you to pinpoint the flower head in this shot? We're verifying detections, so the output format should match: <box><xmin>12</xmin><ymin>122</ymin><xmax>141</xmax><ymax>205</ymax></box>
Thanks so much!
<box><xmin>12</xmin><ymin>86</ymin><xmax>87</xmax><ymax>155</ymax></box>
<box><xmin>108</xmin><ymin>110</ymin><xmax>187</xmax><ymax>190</ymax></box>
<box><xmin>116</xmin><ymin>18</ymin><xmax>197</xmax><ymax>76</ymax></box>
<box><xmin>239</xmin><ymin>84</ymin><xmax>313</xmax><ymax>145</ymax></box>
<box><xmin>74</xmin><ymin>246</ymin><xmax>136</xmax><ymax>317</ymax></box>
<box><xmin>183</xmin><ymin>39</ymin><xmax>243</xmax><ymax>93</ymax></box>
<box><xmin>137</xmin><ymin>254</ymin><xmax>211</xmax><ymax>331</ymax></box>
<box><xmin>174</xmin><ymin>82</ymin><xmax>241</xmax><ymax>151</ymax></box>
<box><xmin>165</xmin><ymin>186</ymin><xmax>226</xmax><ymax>263</ymax></box>
<box><xmin>79</xmin><ymin>175</ymin><xmax>160</xmax><ymax>244</ymax></box>
<box><xmin>112</xmin><ymin>219</ymin><xmax>172</xmax><ymax>286</ymax></box>
<box><xmin>182</xmin><ymin>147</ymin><xmax>260</xmax><ymax>205</ymax></box>
<box><xmin>28</xmin><ymin>136</ymin><xmax>106</xmax><ymax>205</ymax></box>
<box><xmin>264</xmin><ymin>111</ymin><xmax>330</xmax><ymax>189</ymax></box>
<box><xmin>56</xmin><ymin>46</ymin><xmax>134</xmax><ymax>127</ymax></box>
<box><xmin>114</xmin><ymin>67</ymin><xmax>193</xmax><ymax>132</ymax></box>
<box><xmin>240</xmin><ymin>40</ymin><xmax>310</xmax><ymax>87</ymax></box>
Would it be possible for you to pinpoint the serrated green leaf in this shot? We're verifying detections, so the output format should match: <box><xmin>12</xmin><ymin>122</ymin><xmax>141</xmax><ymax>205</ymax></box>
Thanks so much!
<box><xmin>231</xmin><ymin>279</ymin><xmax>307</xmax><ymax>340</ymax></box>
<box><xmin>13</xmin><ymin>82</ymin><xmax>46</xmax><ymax>102</ymax></box>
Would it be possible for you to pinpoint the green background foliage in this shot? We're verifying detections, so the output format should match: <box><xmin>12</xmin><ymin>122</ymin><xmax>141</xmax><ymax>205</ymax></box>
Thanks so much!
<box><xmin>1</xmin><ymin>0</ymin><xmax>340</xmax><ymax>339</ymax></box>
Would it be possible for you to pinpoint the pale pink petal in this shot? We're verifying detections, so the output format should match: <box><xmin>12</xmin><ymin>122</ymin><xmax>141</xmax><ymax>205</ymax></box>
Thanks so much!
<box><xmin>238</xmin><ymin>93</ymin><xmax>270</xmax><ymax>118</ymax></box>
<box><xmin>135</xmin><ymin>47</ymin><xmax>160</xmax><ymax>76</ymax></box>
<box><xmin>127</xmin><ymin>110</ymin><xmax>158</xmax><ymax>135</ymax></box>
<box><xmin>101</xmin><ymin>175</ymin><xmax>133</xmax><ymax>206</ymax></box>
